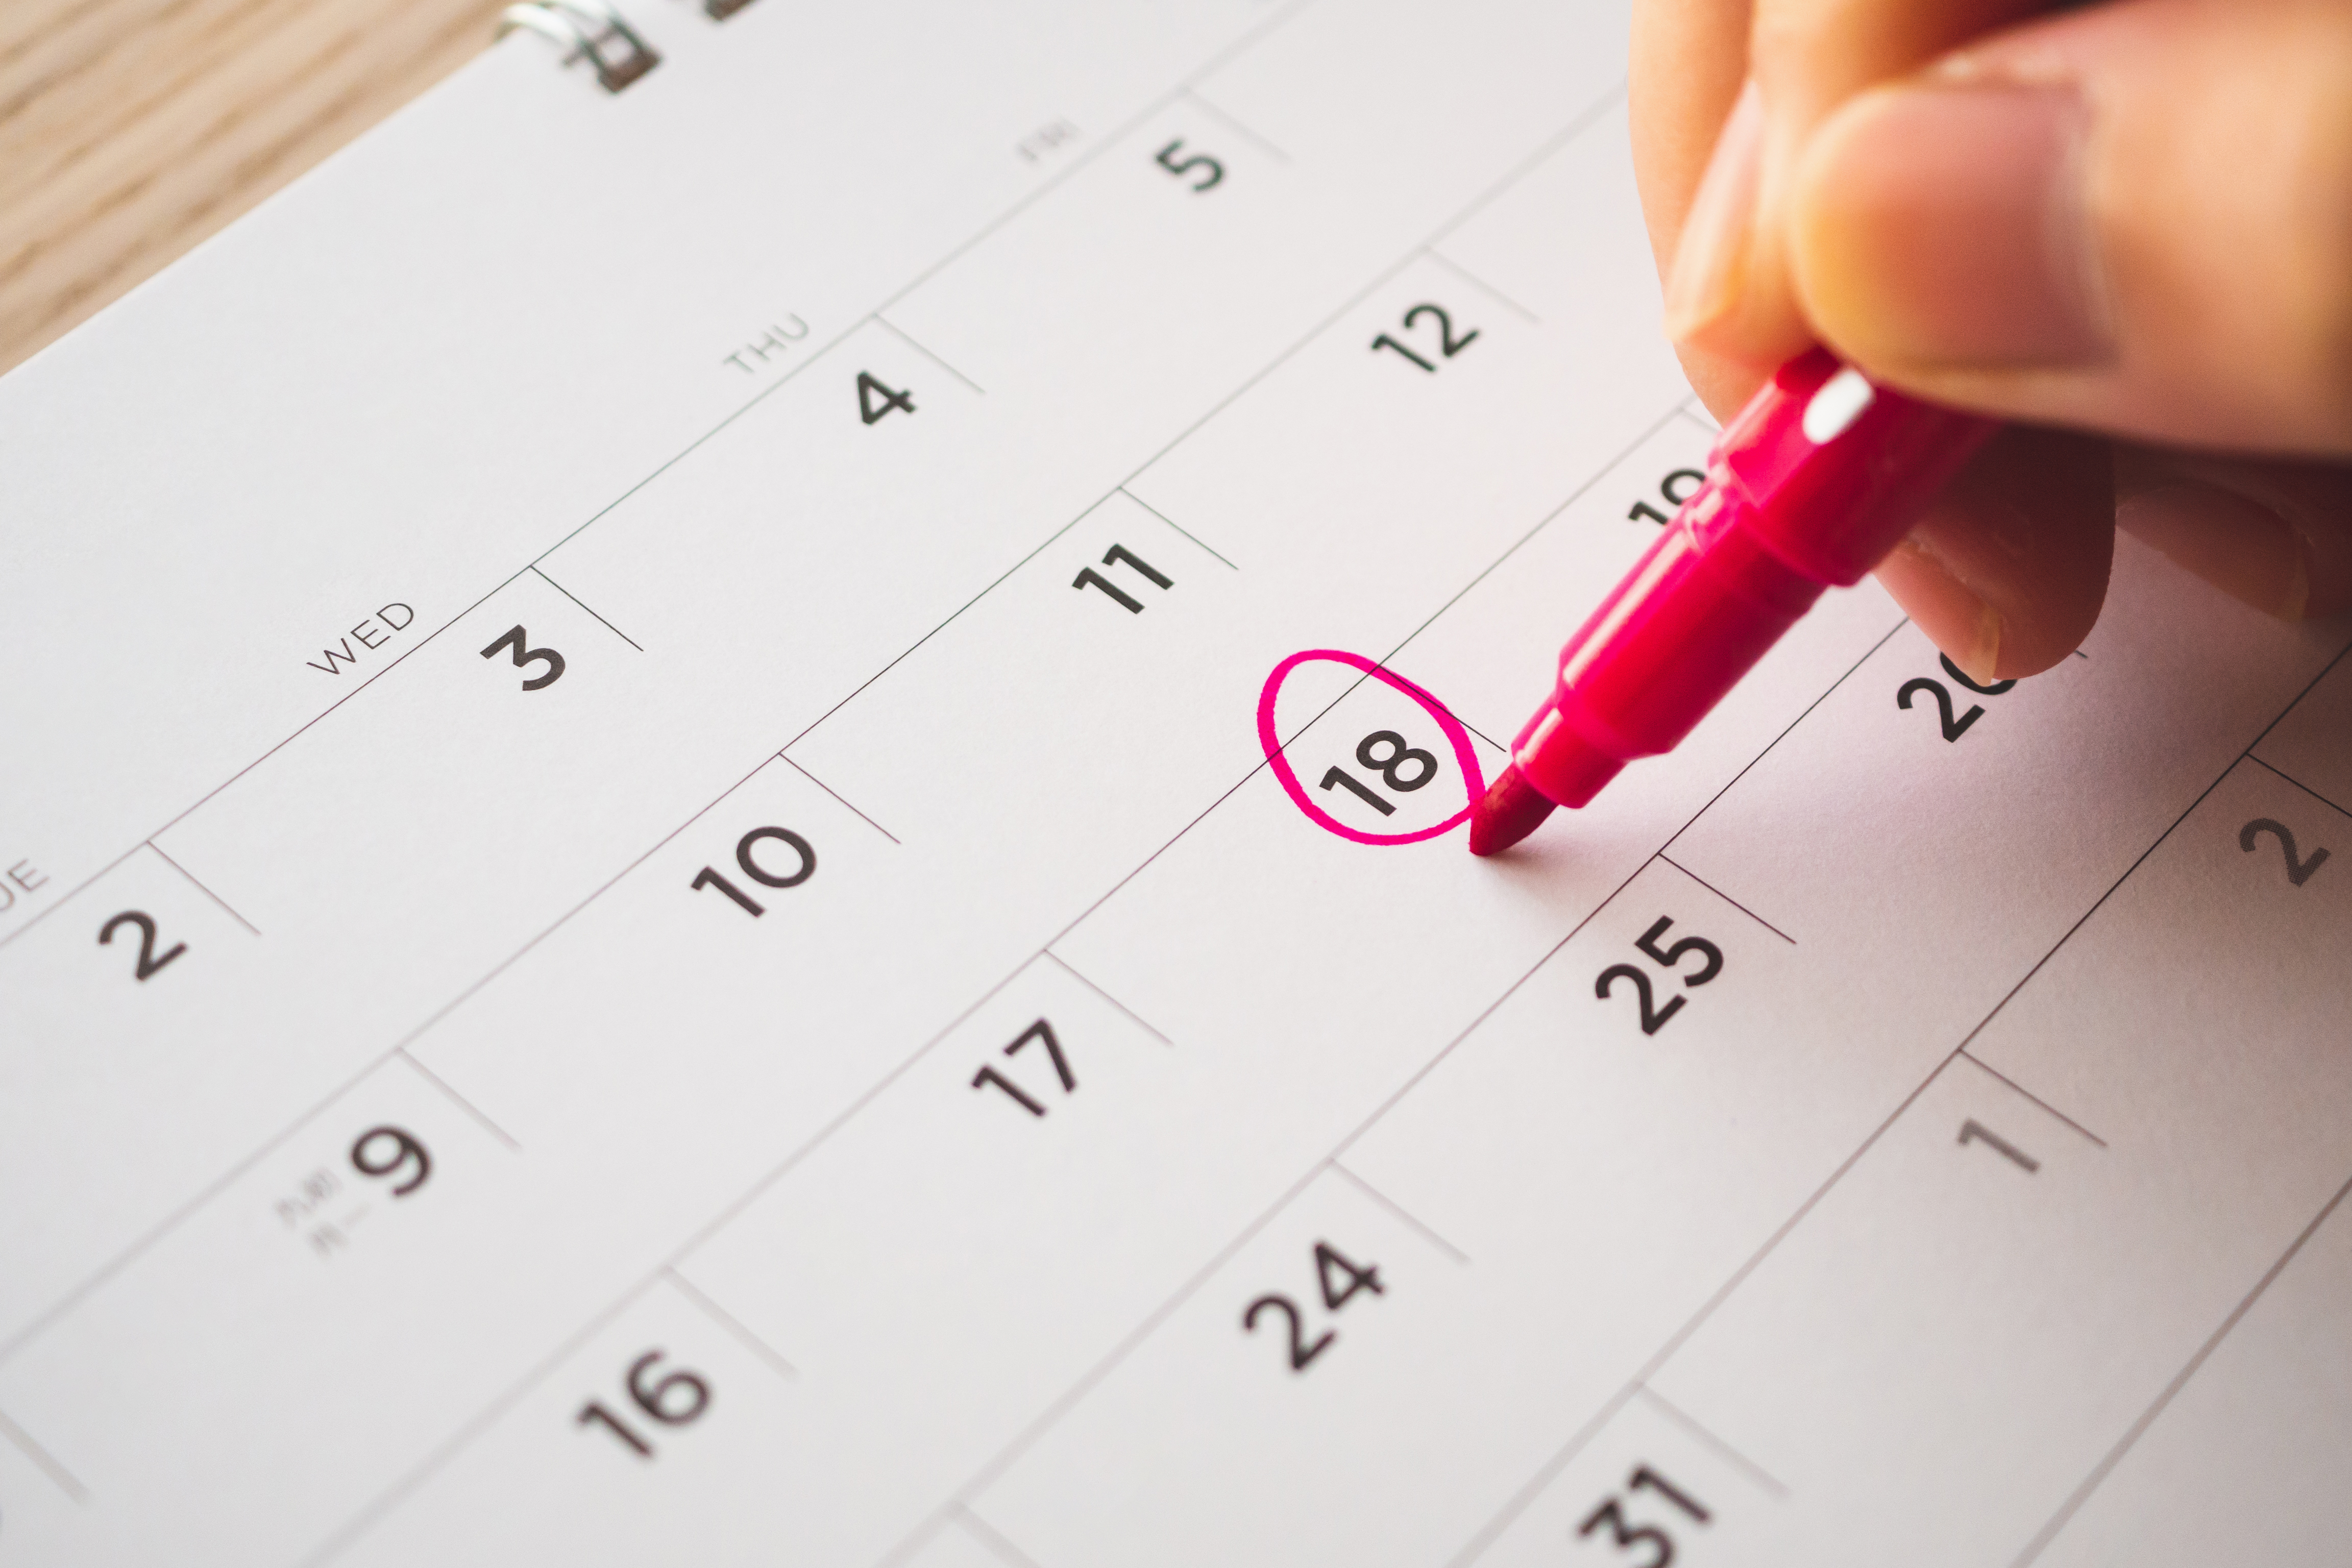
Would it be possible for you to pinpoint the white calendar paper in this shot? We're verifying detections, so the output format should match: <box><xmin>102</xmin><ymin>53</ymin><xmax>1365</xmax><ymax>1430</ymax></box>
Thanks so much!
<box><xmin>4</xmin><ymin>2</ymin><xmax>2349</xmax><ymax>1563</ymax></box>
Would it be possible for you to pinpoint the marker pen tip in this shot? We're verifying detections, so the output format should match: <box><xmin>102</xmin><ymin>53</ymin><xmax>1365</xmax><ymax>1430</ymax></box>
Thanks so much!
<box><xmin>1467</xmin><ymin>765</ymin><xmax>1556</xmax><ymax>856</ymax></box>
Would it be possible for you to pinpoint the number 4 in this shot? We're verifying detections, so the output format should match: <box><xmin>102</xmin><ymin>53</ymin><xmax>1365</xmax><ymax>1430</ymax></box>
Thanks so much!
<box><xmin>1315</xmin><ymin>1241</ymin><xmax>1382</xmax><ymax>1310</ymax></box>
<box><xmin>857</xmin><ymin>371</ymin><xmax>915</xmax><ymax>425</ymax></box>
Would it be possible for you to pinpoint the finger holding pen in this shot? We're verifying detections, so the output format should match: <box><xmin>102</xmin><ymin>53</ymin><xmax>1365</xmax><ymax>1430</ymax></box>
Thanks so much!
<box><xmin>1629</xmin><ymin>0</ymin><xmax>2352</xmax><ymax>685</ymax></box>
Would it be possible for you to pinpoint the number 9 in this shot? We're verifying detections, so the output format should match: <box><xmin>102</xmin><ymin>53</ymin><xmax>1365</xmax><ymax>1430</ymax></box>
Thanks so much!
<box><xmin>350</xmin><ymin>1125</ymin><xmax>432</xmax><ymax>1196</ymax></box>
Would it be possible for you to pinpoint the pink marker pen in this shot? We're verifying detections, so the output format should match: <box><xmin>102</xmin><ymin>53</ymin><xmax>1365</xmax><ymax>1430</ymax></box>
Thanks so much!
<box><xmin>1469</xmin><ymin>348</ymin><xmax>1997</xmax><ymax>855</ymax></box>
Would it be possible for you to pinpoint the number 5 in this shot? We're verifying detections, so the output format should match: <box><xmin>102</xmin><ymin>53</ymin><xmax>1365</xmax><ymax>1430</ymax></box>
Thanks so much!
<box><xmin>1635</xmin><ymin>916</ymin><xmax>1722</xmax><ymax>986</ymax></box>
<box><xmin>1155</xmin><ymin>138</ymin><xmax>1223</xmax><ymax>191</ymax></box>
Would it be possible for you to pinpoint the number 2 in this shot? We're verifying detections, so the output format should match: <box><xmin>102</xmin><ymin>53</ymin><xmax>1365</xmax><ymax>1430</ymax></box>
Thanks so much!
<box><xmin>1242</xmin><ymin>1294</ymin><xmax>1332</xmax><ymax>1370</ymax></box>
<box><xmin>1371</xmin><ymin>302</ymin><xmax>1477</xmax><ymax>372</ymax></box>
<box><xmin>1596</xmin><ymin>964</ymin><xmax>1683</xmax><ymax>1035</ymax></box>
<box><xmin>1897</xmin><ymin>677</ymin><xmax>1981</xmax><ymax>742</ymax></box>
<box><xmin>98</xmin><ymin>910</ymin><xmax>185</xmax><ymax>981</ymax></box>
<box><xmin>1241</xmin><ymin>1239</ymin><xmax>1382</xmax><ymax>1374</ymax></box>
<box><xmin>1899</xmin><ymin>654</ymin><xmax>2016</xmax><ymax>742</ymax></box>
<box><xmin>2241</xmin><ymin>817</ymin><xmax>2330</xmax><ymax>885</ymax></box>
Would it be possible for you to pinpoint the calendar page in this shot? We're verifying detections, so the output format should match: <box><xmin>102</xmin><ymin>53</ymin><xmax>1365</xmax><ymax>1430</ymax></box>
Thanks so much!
<box><xmin>4</xmin><ymin>2</ymin><xmax>2350</xmax><ymax>1564</ymax></box>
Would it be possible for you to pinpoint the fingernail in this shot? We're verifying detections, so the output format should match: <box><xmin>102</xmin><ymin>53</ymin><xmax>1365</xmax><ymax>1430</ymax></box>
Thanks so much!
<box><xmin>1957</xmin><ymin>594</ymin><xmax>2004</xmax><ymax>687</ymax></box>
<box><xmin>1662</xmin><ymin>81</ymin><xmax>1766</xmax><ymax>343</ymax></box>
<box><xmin>2117</xmin><ymin>481</ymin><xmax>2312</xmax><ymax>620</ymax></box>
<box><xmin>1882</xmin><ymin>535</ymin><xmax>2004</xmax><ymax>684</ymax></box>
<box><xmin>1794</xmin><ymin>81</ymin><xmax>2110</xmax><ymax>367</ymax></box>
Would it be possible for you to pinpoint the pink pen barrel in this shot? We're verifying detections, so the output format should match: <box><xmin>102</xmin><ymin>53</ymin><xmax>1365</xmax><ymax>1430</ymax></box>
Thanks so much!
<box><xmin>1511</xmin><ymin>350</ymin><xmax>1996</xmax><ymax>811</ymax></box>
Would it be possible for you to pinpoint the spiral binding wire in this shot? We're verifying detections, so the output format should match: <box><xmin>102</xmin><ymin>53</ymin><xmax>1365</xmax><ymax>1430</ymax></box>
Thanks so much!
<box><xmin>497</xmin><ymin>0</ymin><xmax>660</xmax><ymax>92</ymax></box>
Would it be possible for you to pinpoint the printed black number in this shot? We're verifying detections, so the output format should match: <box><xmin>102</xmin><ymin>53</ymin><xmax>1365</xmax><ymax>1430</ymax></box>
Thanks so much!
<box><xmin>1358</xmin><ymin>730</ymin><xmax>1436</xmax><ymax>791</ymax></box>
<box><xmin>1073</xmin><ymin>543</ymin><xmax>1174</xmax><ymax>613</ymax></box>
<box><xmin>973</xmin><ymin>1017</ymin><xmax>1076</xmax><ymax>1118</ymax></box>
<box><xmin>1958</xmin><ymin>1118</ymin><xmax>2039</xmax><ymax>1174</ymax></box>
<box><xmin>1243</xmin><ymin>1238</ymin><xmax>1383</xmax><ymax>1374</ymax></box>
<box><xmin>1597</xmin><ymin>915</ymin><xmax>1722</xmax><ymax>1036</ymax></box>
<box><xmin>1634</xmin><ymin>916</ymin><xmax>1722</xmax><ymax>986</ymax></box>
<box><xmin>1579</xmin><ymin>1464</ymin><xmax>1710</xmax><ymax>1566</ymax></box>
<box><xmin>1897</xmin><ymin>677</ymin><xmax>1981</xmax><ymax>741</ymax></box>
<box><xmin>1242</xmin><ymin>1294</ymin><xmax>1333</xmax><ymax>1370</ymax></box>
<box><xmin>1314</xmin><ymin>1240</ymin><xmax>1383</xmax><ymax>1310</ymax></box>
<box><xmin>1939</xmin><ymin>652</ymin><xmax>2016</xmax><ymax>696</ymax></box>
<box><xmin>577</xmin><ymin>1350</ymin><xmax>712</xmax><ymax>1460</ymax></box>
<box><xmin>1899</xmin><ymin>653</ymin><xmax>2015</xmax><ymax>741</ymax></box>
<box><xmin>480</xmin><ymin>624</ymin><xmax>565</xmax><ymax>690</ymax></box>
<box><xmin>1321</xmin><ymin>730</ymin><xmax>1439</xmax><ymax>816</ymax></box>
<box><xmin>2241</xmin><ymin>817</ymin><xmax>2330</xmax><ymax>885</ymax></box>
<box><xmin>856</xmin><ymin>370</ymin><xmax>915</xmax><ymax>424</ymax></box>
<box><xmin>1596</xmin><ymin>964</ymin><xmax>1684</xmax><ymax>1035</ymax></box>
<box><xmin>97</xmin><ymin>910</ymin><xmax>185</xmax><ymax>981</ymax></box>
<box><xmin>1371</xmin><ymin>302</ymin><xmax>1478</xmax><ymax>373</ymax></box>
<box><xmin>350</xmin><ymin>1125</ymin><xmax>432</xmax><ymax>1196</ymax></box>
<box><xmin>1629</xmin><ymin>467</ymin><xmax>1708</xmax><ymax>526</ymax></box>
<box><xmin>693</xmin><ymin>826</ymin><xmax>816</xmax><ymax>917</ymax></box>
<box><xmin>1154</xmin><ymin>137</ymin><xmax>1223</xmax><ymax>191</ymax></box>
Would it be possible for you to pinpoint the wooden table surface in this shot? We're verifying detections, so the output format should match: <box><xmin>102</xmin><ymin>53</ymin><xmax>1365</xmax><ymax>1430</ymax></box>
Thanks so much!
<box><xmin>0</xmin><ymin>0</ymin><xmax>514</xmax><ymax>376</ymax></box>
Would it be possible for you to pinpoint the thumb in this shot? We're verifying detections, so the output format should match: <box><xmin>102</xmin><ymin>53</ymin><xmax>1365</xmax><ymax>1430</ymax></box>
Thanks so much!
<box><xmin>1785</xmin><ymin>0</ymin><xmax>2352</xmax><ymax>458</ymax></box>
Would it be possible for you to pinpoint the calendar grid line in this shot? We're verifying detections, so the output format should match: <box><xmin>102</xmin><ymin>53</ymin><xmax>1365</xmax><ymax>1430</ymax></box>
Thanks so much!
<box><xmin>291</xmin><ymin>1269</ymin><xmax>677</xmax><ymax>1568</ymax></box>
<box><xmin>1422</xmin><ymin>84</ymin><xmax>1628</xmax><ymax>256</ymax></box>
<box><xmin>1334</xmin><ymin>614</ymin><xmax>1916</xmax><ymax>1170</ymax></box>
<box><xmin>0</xmin><ymin>1398</ymin><xmax>85</xmax><ymax>1502</ymax></box>
<box><xmin>1437</xmin><ymin>627</ymin><xmax>2352</xmax><ymax>1565</ymax></box>
<box><xmin>660</xmin><ymin>1267</ymin><xmax>799</xmax><ymax>1382</ymax></box>
<box><xmin>291</xmin><ymin>947</ymin><xmax>1081</xmax><ymax>1566</ymax></box>
<box><xmin>1952</xmin><ymin>1050</ymin><xmax>2108</xmax><ymax>1150</ymax></box>
<box><xmin>2012</xmin><ymin>1165</ymin><xmax>2352</xmax><ymax>1567</ymax></box>
<box><xmin>1038</xmin><ymin>949</ymin><xmax>1173</xmax><ymax>1046</ymax></box>
<box><xmin>0</xmin><ymin>137</ymin><xmax>1644</xmax><ymax>1380</ymax></box>
<box><xmin>871</xmin><ymin>312</ymin><xmax>988</xmax><ymax>395</ymax></box>
<box><xmin>1114</xmin><ymin>485</ymin><xmax>1239</xmax><ymax>569</ymax></box>
<box><xmin>949</xmin><ymin>1502</ymin><xmax>1048</xmax><ymax>1568</ymax></box>
<box><xmin>24</xmin><ymin>3</ymin><xmax>2338</xmax><ymax>1559</ymax></box>
<box><xmin>0</xmin><ymin>741</ymin><xmax>804</xmax><ymax>1366</ymax></box>
<box><xmin>0</xmin><ymin>1048</ymin><xmax>415</xmax><ymax>1365</ymax></box>
<box><xmin>2246</xmin><ymin>751</ymin><xmax>2352</xmax><ymax>823</ymax></box>
<box><xmin>932</xmin><ymin>577</ymin><xmax>1931</xmax><ymax>1560</ymax></box>
<box><xmin>922</xmin><ymin>1152</ymin><xmax>1339</xmax><ymax>1556</ymax></box>
<box><xmin>143</xmin><ymin>840</ymin><xmax>261</xmax><ymax>936</ymax></box>
<box><xmin>1179</xmin><ymin>85</ymin><xmax>1292</xmax><ymax>163</ymax></box>
<box><xmin>1327</xmin><ymin>1157</ymin><xmax>1471</xmax><ymax>1264</ymax></box>
<box><xmin>780</xmin><ymin>506</ymin><xmax>1103</xmax><ymax>755</ymax></box>
<box><xmin>1953</xmin><ymin>651</ymin><xmax>2349</xmax><ymax>1062</ymax></box>
<box><xmin>1660</xmin><ymin>617</ymin><xmax>1914</xmax><ymax>859</ymax></box>
<box><xmin>528</xmin><ymin>565</ymin><xmax>644</xmax><ymax>652</ymax></box>
<box><xmin>1655</xmin><ymin>852</ymin><xmax>1795</xmax><ymax>944</ymax></box>
<box><xmin>779</xmin><ymin>755</ymin><xmax>902</xmax><ymax>844</ymax></box>
<box><xmin>867</xmin><ymin>0</ymin><xmax>1322</xmax><ymax>326</ymax></box>
<box><xmin>1419</xmin><ymin>244</ymin><xmax>1541</xmax><ymax>324</ymax></box>
<box><xmin>1448</xmin><ymin>1048</ymin><xmax>1972</xmax><ymax>1562</ymax></box>
<box><xmin>1632</xmin><ymin>1384</ymin><xmax>1789</xmax><ymax>1499</ymax></box>
<box><xmin>1444</xmin><ymin>1384</ymin><xmax>1646</xmax><ymax>1567</ymax></box>
<box><xmin>394</xmin><ymin>1047</ymin><xmax>523</xmax><ymax>1153</ymax></box>
<box><xmin>0</xmin><ymin>562</ymin><xmax>536</xmax><ymax>957</ymax></box>
<box><xmin>521</xmin><ymin>4</ymin><xmax>1323</xmax><ymax>575</ymax></box>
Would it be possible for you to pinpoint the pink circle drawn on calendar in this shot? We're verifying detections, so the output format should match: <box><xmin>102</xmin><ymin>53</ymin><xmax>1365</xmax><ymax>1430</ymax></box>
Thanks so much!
<box><xmin>1256</xmin><ymin>649</ymin><xmax>1487</xmax><ymax>846</ymax></box>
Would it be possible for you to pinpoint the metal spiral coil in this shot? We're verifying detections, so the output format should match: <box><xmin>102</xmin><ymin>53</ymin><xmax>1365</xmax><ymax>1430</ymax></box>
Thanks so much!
<box><xmin>496</xmin><ymin>0</ymin><xmax>660</xmax><ymax>92</ymax></box>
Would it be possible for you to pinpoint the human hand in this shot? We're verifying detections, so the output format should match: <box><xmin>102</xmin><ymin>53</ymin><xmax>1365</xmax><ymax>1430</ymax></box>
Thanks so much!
<box><xmin>1630</xmin><ymin>0</ymin><xmax>2352</xmax><ymax>682</ymax></box>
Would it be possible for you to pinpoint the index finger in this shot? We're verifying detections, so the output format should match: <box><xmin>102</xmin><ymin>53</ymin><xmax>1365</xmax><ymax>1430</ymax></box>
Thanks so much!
<box><xmin>1664</xmin><ymin>0</ymin><xmax>2057</xmax><ymax>379</ymax></box>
